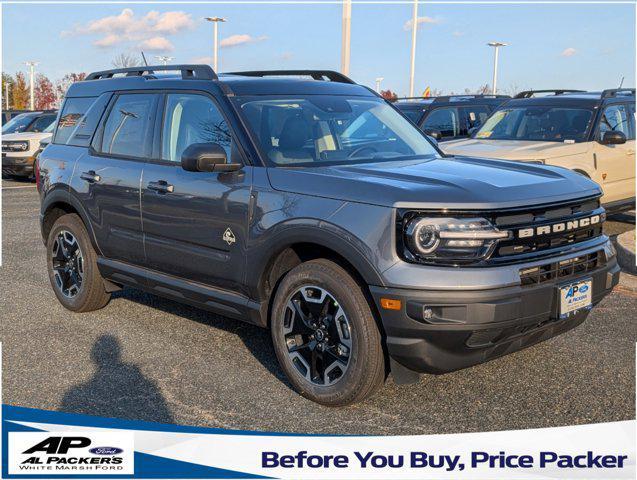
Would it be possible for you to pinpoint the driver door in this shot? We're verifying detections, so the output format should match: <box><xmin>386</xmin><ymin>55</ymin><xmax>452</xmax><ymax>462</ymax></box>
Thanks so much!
<box><xmin>593</xmin><ymin>103</ymin><xmax>635</xmax><ymax>203</ymax></box>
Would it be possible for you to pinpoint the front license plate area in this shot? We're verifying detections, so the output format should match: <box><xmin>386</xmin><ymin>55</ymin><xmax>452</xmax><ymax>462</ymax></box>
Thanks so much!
<box><xmin>559</xmin><ymin>279</ymin><xmax>592</xmax><ymax>318</ymax></box>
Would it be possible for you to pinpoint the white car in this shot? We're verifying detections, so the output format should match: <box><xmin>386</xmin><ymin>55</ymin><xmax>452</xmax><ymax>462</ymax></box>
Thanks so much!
<box><xmin>2</xmin><ymin>115</ymin><xmax>56</xmax><ymax>178</ymax></box>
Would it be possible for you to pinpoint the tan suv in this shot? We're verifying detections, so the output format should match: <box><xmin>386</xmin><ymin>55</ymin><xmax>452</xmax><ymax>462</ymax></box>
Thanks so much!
<box><xmin>442</xmin><ymin>89</ymin><xmax>635</xmax><ymax>212</ymax></box>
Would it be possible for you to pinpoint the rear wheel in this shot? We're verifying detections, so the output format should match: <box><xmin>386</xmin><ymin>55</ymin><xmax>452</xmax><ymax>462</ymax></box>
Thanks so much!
<box><xmin>270</xmin><ymin>259</ymin><xmax>385</xmax><ymax>406</ymax></box>
<box><xmin>46</xmin><ymin>214</ymin><xmax>111</xmax><ymax>312</ymax></box>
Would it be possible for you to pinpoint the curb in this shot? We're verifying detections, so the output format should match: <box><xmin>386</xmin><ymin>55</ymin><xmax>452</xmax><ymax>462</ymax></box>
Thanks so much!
<box><xmin>615</xmin><ymin>230</ymin><xmax>636</xmax><ymax>275</ymax></box>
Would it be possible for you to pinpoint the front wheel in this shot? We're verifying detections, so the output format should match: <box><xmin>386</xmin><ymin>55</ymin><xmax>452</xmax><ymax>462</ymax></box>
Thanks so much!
<box><xmin>270</xmin><ymin>259</ymin><xmax>385</xmax><ymax>406</ymax></box>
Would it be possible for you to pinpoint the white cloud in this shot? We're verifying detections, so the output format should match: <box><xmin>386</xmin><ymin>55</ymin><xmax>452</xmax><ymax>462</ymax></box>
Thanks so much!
<box><xmin>139</xmin><ymin>36</ymin><xmax>174</xmax><ymax>52</ymax></box>
<box><xmin>61</xmin><ymin>9</ymin><xmax>195</xmax><ymax>50</ymax></box>
<box><xmin>561</xmin><ymin>47</ymin><xmax>577</xmax><ymax>57</ymax></box>
<box><xmin>403</xmin><ymin>16</ymin><xmax>441</xmax><ymax>31</ymax></box>
<box><xmin>452</xmin><ymin>30</ymin><xmax>465</xmax><ymax>37</ymax></box>
<box><xmin>220</xmin><ymin>34</ymin><xmax>268</xmax><ymax>48</ymax></box>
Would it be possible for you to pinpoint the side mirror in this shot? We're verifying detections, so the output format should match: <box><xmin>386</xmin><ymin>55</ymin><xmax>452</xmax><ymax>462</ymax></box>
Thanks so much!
<box><xmin>425</xmin><ymin>130</ymin><xmax>442</xmax><ymax>141</ymax></box>
<box><xmin>600</xmin><ymin>131</ymin><xmax>627</xmax><ymax>145</ymax></box>
<box><xmin>181</xmin><ymin>143</ymin><xmax>242</xmax><ymax>173</ymax></box>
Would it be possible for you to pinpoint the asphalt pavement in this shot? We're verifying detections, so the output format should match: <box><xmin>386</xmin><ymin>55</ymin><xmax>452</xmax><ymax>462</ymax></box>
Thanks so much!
<box><xmin>1</xmin><ymin>177</ymin><xmax>635</xmax><ymax>435</ymax></box>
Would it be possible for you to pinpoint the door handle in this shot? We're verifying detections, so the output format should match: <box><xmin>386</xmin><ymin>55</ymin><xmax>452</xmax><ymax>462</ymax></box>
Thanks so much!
<box><xmin>627</xmin><ymin>149</ymin><xmax>635</xmax><ymax>155</ymax></box>
<box><xmin>80</xmin><ymin>170</ymin><xmax>101</xmax><ymax>183</ymax></box>
<box><xmin>147</xmin><ymin>180</ymin><xmax>174</xmax><ymax>194</ymax></box>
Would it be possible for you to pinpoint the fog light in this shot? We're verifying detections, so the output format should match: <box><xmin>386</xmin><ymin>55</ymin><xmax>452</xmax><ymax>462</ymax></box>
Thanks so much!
<box><xmin>422</xmin><ymin>307</ymin><xmax>434</xmax><ymax>320</ymax></box>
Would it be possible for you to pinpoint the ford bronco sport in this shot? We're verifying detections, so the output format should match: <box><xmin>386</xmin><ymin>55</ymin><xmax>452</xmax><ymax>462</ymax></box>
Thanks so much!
<box><xmin>441</xmin><ymin>89</ymin><xmax>636</xmax><ymax>213</ymax></box>
<box><xmin>38</xmin><ymin>66</ymin><xmax>620</xmax><ymax>406</ymax></box>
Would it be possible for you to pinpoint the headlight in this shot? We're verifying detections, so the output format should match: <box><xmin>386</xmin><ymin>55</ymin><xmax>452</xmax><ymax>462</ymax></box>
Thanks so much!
<box><xmin>403</xmin><ymin>217</ymin><xmax>511</xmax><ymax>264</ymax></box>
<box><xmin>2</xmin><ymin>141</ymin><xmax>29</xmax><ymax>152</ymax></box>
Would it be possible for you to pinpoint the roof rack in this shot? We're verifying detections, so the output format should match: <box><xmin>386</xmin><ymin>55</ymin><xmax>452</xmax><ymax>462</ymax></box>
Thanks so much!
<box><xmin>396</xmin><ymin>94</ymin><xmax>509</xmax><ymax>103</ymax></box>
<box><xmin>601</xmin><ymin>88</ymin><xmax>635</xmax><ymax>98</ymax></box>
<box><xmin>226</xmin><ymin>70</ymin><xmax>356</xmax><ymax>84</ymax></box>
<box><xmin>85</xmin><ymin>65</ymin><xmax>217</xmax><ymax>81</ymax></box>
<box><xmin>514</xmin><ymin>89</ymin><xmax>585</xmax><ymax>98</ymax></box>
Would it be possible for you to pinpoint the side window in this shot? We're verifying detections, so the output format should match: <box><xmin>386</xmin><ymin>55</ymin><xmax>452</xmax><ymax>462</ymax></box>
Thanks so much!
<box><xmin>627</xmin><ymin>103</ymin><xmax>636</xmax><ymax>140</ymax></box>
<box><xmin>598</xmin><ymin>104</ymin><xmax>631</xmax><ymax>140</ymax></box>
<box><xmin>421</xmin><ymin>107</ymin><xmax>460</xmax><ymax>139</ymax></box>
<box><xmin>161</xmin><ymin>93</ymin><xmax>232</xmax><ymax>163</ymax></box>
<box><xmin>29</xmin><ymin>114</ymin><xmax>56</xmax><ymax>133</ymax></box>
<box><xmin>101</xmin><ymin>94</ymin><xmax>157</xmax><ymax>158</ymax></box>
<box><xmin>463</xmin><ymin>105</ymin><xmax>490</xmax><ymax>131</ymax></box>
<box><xmin>55</xmin><ymin>97</ymin><xmax>99</xmax><ymax>145</ymax></box>
<box><xmin>399</xmin><ymin>108</ymin><xmax>425</xmax><ymax>124</ymax></box>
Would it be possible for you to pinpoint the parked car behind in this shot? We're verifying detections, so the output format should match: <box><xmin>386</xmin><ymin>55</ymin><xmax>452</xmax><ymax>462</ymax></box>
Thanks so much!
<box><xmin>2</xmin><ymin>109</ymin><xmax>31</xmax><ymax>125</ymax></box>
<box><xmin>394</xmin><ymin>95</ymin><xmax>510</xmax><ymax>142</ymax></box>
<box><xmin>2</xmin><ymin>110</ymin><xmax>57</xmax><ymax>135</ymax></box>
<box><xmin>2</xmin><ymin>120</ymin><xmax>56</xmax><ymax>178</ymax></box>
<box><xmin>441</xmin><ymin>89</ymin><xmax>636</xmax><ymax>213</ymax></box>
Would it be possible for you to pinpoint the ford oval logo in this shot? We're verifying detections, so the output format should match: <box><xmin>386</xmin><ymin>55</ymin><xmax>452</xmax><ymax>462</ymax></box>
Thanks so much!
<box><xmin>89</xmin><ymin>447</ymin><xmax>123</xmax><ymax>455</ymax></box>
<box><xmin>579</xmin><ymin>285</ymin><xmax>589</xmax><ymax>294</ymax></box>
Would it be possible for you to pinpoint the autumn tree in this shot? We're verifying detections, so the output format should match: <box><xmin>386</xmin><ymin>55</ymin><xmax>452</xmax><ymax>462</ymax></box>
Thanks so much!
<box><xmin>34</xmin><ymin>74</ymin><xmax>56</xmax><ymax>110</ymax></box>
<box><xmin>2</xmin><ymin>73</ymin><xmax>14</xmax><ymax>109</ymax></box>
<box><xmin>12</xmin><ymin>72</ymin><xmax>29</xmax><ymax>109</ymax></box>
<box><xmin>380</xmin><ymin>89</ymin><xmax>398</xmax><ymax>102</ymax></box>
<box><xmin>55</xmin><ymin>73</ymin><xmax>87</xmax><ymax>105</ymax></box>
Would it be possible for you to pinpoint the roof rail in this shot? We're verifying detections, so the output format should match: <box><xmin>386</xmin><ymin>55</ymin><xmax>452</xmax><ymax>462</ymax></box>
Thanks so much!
<box><xmin>395</xmin><ymin>94</ymin><xmax>509</xmax><ymax>102</ymax></box>
<box><xmin>601</xmin><ymin>88</ymin><xmax>636</xmax><ymax>98</ymax></box>
<box><xmin>514</xmin><ymin>89</ymin><xmax>585</xmax><ymax>98</ymax></box>
<box><xmin>226</xmin><ymin>70</ymin><xmax>356</xmax><ymax>84</ymax></box>
<box><xmin>85</xmin><ymin>64</ymin><xmax>217</xmax><ymax>81</ymax></box>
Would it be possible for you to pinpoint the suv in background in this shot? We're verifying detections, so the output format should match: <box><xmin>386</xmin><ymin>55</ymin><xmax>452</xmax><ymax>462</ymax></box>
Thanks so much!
<box><xmin>394</xmin><ymin>95</ymin><xmax>510</xmax><ymax>142</ymax></box>
<box><xmin>2</xmin><ymin>120</ymin><xmax>56</xmax><ymax>179</ymax></box>
<box><xmin>2</xmin><ymin>109</ymin><xmax>31</xmax><ymax>125</ymax></box>
<box><xmin>2</xmin><ymin>110</ymin><xmax>57</xmax><ymax>135</ymax></box>
<box><xmin>38</xmin><ymin>66</ymin><xmax>619</xmax><ymax>406</ymax></box>
<box><xmin>441</xmin><ymin>89</ymin><xmax>636</xmax><ymax>213</ymax></box>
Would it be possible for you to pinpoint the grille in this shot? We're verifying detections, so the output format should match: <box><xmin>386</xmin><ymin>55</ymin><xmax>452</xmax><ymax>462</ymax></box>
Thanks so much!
<box><xmin>492</xmin><ymin>197</ymin><xmax>604</xmax><ymax>259</ymax></box>
<box><xmin>519</xmin><ymin>251</ymin><xmax>602</xmax><ymax>286</ymax></box>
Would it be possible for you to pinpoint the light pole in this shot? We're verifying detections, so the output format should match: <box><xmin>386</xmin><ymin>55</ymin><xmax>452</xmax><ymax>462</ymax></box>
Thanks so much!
<box><xmin>204</xmin><ymin>17</ymin><xmax>226</xmax><ymax>71</ymax></box>
<box><xmin>341</xmin><ymin>0</ymin><xmax>352</xmax><ymax>75</ymax></box>
<box><xmin>408</xmin><ymin>0</ymin><xmax>419</xmax><ymax>97</ymax></box>
<box><xmin>25</xmin><ymin>61</ymin><xmax>38</xmax><ymax>111</ymax></box>
<box><xmin>5</xmin><ymin>82</ymin><xmax>10</xmax><ymax>110</ymax></box>
<box><xmin>487</xmin><ymin>42</ymin><xmax>507</xmax><ymax>94</ymax></box>
<box><xmin>375</xmin><ymin>77</ymin><xmax>384</xmax><ymax>93</ymax></box>
<box><xmin>155</xmin><ymin>55</ymin><xmax>174</xmax><ymax>66</ymax></box>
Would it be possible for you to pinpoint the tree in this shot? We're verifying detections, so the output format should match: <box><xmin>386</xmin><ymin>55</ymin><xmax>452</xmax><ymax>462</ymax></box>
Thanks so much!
<box><xmin>112</xmin><ymin>53</ymin><xmax>142</xmax><ymax>68</ymax></box>
<box><xmin>12</xmin><ymin>72</ymin><xmax>29</xmax><ymax>109</ymax></box>
<box><xmin>380</xmin><ymin>89</ymin><xmax>398</xmax><ymax>102</ymax></box>
<box><xmin>55</xmin><ymin>73</ymin><xmax>87</xmax><ymax>106</ymax></box>
<box><xmin>34</xmin><ymin>74</ymin><xmax>56</xmax><ymax>110</ymax></box>
<box><xmin>2</xmin><ymin>73</ymin><xmax>14</xmax><ymax>109</ymax></box>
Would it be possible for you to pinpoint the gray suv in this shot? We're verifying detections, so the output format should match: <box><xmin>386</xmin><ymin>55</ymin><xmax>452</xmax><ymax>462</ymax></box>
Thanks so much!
<box><xmin>38</xmin><ymin>66</ymin><xmax>620</xmax><ymax>406</ymax></box>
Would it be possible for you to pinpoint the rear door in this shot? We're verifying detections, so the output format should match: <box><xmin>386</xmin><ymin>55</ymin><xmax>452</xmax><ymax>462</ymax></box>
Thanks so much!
<box><xmin>141</xmin><ymin>92</ymin><xmax>252</xmax><ymax>293</ymax></box>
<box><xmin>70</xmin><ymin>92</ymin><xmax>159</xmax><ymax>265</ymax></box>
<box><xmin>593</xmin><ymin>102</ymin><xmax>635</xmax><ymax>203</ymax></box>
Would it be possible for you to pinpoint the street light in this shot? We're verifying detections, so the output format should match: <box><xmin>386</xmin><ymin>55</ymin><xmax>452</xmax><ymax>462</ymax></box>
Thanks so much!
<box><xmin>375</xmin><ymin>77</ymin><xmax>384</xmax><ymax>93</ymax></box>
<box><xmin>25</xmin><ymin>61</ymin><xmax>38</xmax><ymax>111</ymax></box>
<box><xmin>408</xmin><ymin>0</ymin><xmax>419</xmax><ymax>97</ymax></box>
<box><xmin>155</xmin><ymin>55</ymin><xmax>174</xmax><ymax>66</ymax></box>
<box><xmin>204</xmin><ymin>16</ymin><xmax>227</xmax><ymax>71</ymax></box>
<box><xmin>341</xmin><ymin>0</ymin><xmax>352</xmax><ymax>75</ymax></box>
<box><xmin>487</xmin><ymin>42</ymin><xmax>507</xmax><ymax>95</ymax></box>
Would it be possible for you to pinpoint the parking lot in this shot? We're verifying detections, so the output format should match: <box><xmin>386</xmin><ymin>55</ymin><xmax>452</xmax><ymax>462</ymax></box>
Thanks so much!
<box><xmin>1</xmin><ymin>177</ymin><xmax>635</xmax><ymax>435</ymax></box>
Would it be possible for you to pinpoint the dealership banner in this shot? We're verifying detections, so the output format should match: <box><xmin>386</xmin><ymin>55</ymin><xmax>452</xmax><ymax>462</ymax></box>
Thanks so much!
<box><xmin>1</xmin><ymin>405</ymin><xmax>634</xmax><ymax>479</ymax></box>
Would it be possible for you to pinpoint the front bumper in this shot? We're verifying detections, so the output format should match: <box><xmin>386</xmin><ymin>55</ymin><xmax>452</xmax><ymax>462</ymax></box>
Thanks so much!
<box><xmin>2</xmin><ymin>153</ymin><xmax>35</xmax><ymax>177</ymax></box>
<box><xmin>371</xmin><ymin>246</ymin><xmax>620</xmax><ymax>375</ymax></box>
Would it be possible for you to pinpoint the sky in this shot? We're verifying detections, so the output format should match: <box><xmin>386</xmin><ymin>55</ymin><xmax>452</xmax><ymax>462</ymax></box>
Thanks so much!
<box><xmin>2</xmin><ymin>2</ymin><xmax>635</xmax><ymax>96</ymax></box>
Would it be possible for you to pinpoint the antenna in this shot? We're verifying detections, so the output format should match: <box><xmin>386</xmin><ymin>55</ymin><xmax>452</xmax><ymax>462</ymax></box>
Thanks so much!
<box><xmin>619</xmin><ymin>76</ymin><xmax>625</xmax><ymax>88</ymax></box>
<box><xmin>141</xmin><ymin>51</ymin><xmax>149</xmax><ymax>67</ymax></box>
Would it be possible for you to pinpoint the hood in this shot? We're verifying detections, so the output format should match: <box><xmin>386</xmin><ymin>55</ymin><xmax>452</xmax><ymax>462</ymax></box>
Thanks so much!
<box><xmin>2</xmin><ymin>131</ymin><xmax>52</xmax><ymax>142</ymax></box>
<box><xmin>441</xmin><ymin>138</ymin><xmax>590</xmax><ymax>161</ymax></box>
<box><xmin>266</xmin><ymin>156</ymin><xmax>600</xmax><ymax>210</ymax></box>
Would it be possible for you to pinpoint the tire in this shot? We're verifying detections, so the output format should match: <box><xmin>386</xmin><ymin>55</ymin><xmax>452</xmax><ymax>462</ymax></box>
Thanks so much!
<box><xmin>270</xmin><ymin>259</ymin><xmax>385</xmax><ymax>406</ymax></box>
<box><xmin>46</xmin><ymin>213</ymin><xmax>111</xmax><ymax>312</ymax></box>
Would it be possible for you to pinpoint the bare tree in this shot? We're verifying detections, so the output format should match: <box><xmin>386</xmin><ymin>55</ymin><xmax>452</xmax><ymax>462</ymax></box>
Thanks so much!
<box><xmin>112</xmin><ymin>53</ymin><xmax>142</xmax><ymax>68</ymax></box>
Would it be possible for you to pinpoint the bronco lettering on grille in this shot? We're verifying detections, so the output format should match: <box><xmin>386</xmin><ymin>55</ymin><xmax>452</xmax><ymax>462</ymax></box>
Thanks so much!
<box><xmin>518</xmin><ymin>215</ymin><xmax>601</xmax><ymax>239</ymax></box>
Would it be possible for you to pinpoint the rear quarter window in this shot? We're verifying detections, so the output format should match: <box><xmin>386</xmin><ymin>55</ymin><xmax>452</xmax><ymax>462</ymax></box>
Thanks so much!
<box><xmin>54</xmin><ymin>94</ymin><xmax>111</xmax><ymax>147</ymax></box>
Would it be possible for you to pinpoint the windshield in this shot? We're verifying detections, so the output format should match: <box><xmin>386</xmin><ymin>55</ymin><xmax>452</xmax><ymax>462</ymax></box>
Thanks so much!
<box><xmin>43</xmin><ymin>121</ymin><xmax>57</xmax><ymax>133</ymax></box>
<box><xmin>235</xmin><ymin>96</ymin><xmax>438</xmax><ymax>166</ymax></box>
<box><xmin>2</xmin><ymin>113</ymin><xmax>37</xmax><ymax>134</ymax></box>
<box><xmin>475</xmin><ymin>106</ymin><xmax>593</xmax><ymax>142</ymax></box>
